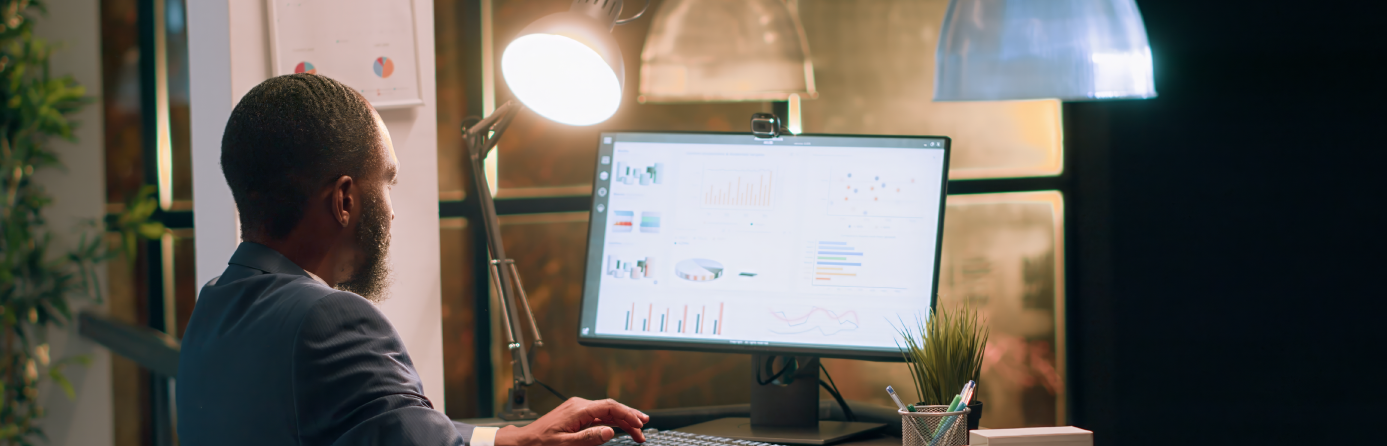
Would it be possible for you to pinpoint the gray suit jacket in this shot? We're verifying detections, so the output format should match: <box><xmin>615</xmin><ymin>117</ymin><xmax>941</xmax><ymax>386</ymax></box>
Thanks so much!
<box><xmin>177</xmin><ymin>242</ymin><xmax>478</xmax><ymax>445</ymax></box>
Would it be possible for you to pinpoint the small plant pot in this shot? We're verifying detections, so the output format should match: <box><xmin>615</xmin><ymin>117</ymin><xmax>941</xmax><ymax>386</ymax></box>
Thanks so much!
<box><xmin>965</xmin><ymin>400</ymin><xmax>983</xmax><ymax>431</ymax></box>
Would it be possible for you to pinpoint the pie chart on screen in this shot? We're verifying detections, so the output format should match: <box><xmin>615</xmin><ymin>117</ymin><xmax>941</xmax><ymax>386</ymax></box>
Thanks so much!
<box><xmin>373</xmin><ymin>57</ymin><xmax>394</xmax><ymax>78</ymax></box>
<box><xmin>294</xmin><ymin>61</ymin><xmax>316</xmax><ymax>74</ymax></box>
<box><xmin>676</xmin><ymin>258</ymin><xmax>724</xmax><ymax>282</ymax></box>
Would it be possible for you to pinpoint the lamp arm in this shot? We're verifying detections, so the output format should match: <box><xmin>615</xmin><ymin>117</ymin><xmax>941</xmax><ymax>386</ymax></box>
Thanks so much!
<box><xmin>614</xmin><ymin>0</ymin><xmax>650</xmax><ymax>25</ymax></box>
<box><xmin>462</xmin><ymin>99</ymin><xmax>536</xmax><ymax>387</ymax></box>
<box><xmin>465</xmin><ymin>100</ymin><xmax>524</xmax><ymax>161</ymax></box>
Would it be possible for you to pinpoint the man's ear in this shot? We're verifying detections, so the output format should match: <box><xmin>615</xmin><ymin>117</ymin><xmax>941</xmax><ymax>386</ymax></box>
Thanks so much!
<box><xmin>332</xmin><ymin>175</ymin><xmax>354</xmax><ymax>228</ymax></box>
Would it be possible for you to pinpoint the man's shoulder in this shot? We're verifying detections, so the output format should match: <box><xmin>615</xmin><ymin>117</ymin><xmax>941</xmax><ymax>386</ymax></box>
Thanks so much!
<box><xmin>187</xmin><ymin>271</ymin><xmax>366</xmax><ymax>343</ymax></box>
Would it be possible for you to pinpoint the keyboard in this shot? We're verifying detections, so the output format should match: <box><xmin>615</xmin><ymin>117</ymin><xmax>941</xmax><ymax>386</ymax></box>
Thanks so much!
<box><xmin>604</xmin><ymin>429</ymin><xmax>782</xmax><ymax>446</ymax></box>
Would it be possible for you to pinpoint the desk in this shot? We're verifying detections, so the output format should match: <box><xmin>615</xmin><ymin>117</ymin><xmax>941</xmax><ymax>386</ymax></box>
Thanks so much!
<box><xmin>457</xmin><ymin>400</ymin><xmax>905</xmax><ymax>446</ymax></box>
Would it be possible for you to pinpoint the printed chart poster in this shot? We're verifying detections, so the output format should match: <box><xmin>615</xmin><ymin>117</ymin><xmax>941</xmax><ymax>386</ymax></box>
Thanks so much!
<box><xmin>269</xmin><ymin>0</ymin><xmax>423</xmax><ymax>109</ymax></box>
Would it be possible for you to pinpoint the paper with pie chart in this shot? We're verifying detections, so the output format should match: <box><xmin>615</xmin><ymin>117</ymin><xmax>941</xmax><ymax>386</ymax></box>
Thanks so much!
<box><xmin>268</xmin><ymin>0</ymin><xmax>423</xmax><ymax>108</ymax></box>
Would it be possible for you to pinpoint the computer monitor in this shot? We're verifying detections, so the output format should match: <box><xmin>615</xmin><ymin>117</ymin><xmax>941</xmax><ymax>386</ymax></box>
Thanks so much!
<box><xmin>578</xmin><ymin>132</ymin><xmax>950</xmax><ymax>359</ymax></box>
<box><xmin>576</xmin><ymin>131</ymin><xmax>951</xmax><ymax>445</ymax></box>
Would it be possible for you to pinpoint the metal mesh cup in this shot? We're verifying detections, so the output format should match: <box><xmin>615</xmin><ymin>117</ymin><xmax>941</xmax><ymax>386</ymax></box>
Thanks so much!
<box><xmin>901</xmin><ymin>406</ymin><xmax>971</xmax><ymax>446</ymax></box>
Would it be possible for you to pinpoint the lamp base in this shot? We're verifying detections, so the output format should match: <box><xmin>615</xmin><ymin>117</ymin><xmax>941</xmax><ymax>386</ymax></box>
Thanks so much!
<box><xmin>497</xmin><ymin>387</ymin><xmax>542</xmax><ymax>421</ymax></box>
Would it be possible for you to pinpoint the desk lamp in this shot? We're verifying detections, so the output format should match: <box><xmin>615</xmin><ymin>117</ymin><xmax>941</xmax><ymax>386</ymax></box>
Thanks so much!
<box><xmin>463</xmin><ymin>0</ymin><xmax>648</xmax><ymax>420</ymax></box>
<box><xmin>933</xmin><ymin>0</ymin><xmax>1157</xmax><ymax>101</ymax></box>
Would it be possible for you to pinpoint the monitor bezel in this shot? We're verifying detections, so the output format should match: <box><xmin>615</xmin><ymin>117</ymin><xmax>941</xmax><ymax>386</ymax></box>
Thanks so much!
<box><xmin>575</xmin><ymin>130</ymin><xmax>951</xmax><ymax>362</ymax></box>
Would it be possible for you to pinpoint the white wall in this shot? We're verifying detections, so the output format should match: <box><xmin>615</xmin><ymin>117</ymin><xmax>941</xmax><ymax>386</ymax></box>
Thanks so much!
<box><xmin>32</xmin><ymin>1</ymin><xmax>114</xmax><ymax>445</ymax></box>
<box><xmin>189</xmin><ymin>0</ymin><xmax>447</xmax><ymax>410</ymax></box>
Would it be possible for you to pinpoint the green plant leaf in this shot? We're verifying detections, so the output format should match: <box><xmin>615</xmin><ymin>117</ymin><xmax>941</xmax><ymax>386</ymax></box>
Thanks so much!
<box><xmin>47</xmin><ymin>368</ymin><xmax>73</xmax><ymax>400</ymax></box>
<box><xmin>137</xmin><ymin>221</ymin><xmax>166</xmax><ymax>239</ymax></box>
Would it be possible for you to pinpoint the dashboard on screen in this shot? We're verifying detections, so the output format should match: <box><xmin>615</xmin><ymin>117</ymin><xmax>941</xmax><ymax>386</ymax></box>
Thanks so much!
<box><xmin>576</xmin><ymin>132</ymin><xmax>950</xmax><ymax>359</ymax></box>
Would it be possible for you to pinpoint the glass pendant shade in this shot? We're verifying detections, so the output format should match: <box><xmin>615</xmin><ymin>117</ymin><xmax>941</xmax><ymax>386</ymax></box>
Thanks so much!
<box><xmin>934</xmin><ymin>0</ymin><xmax>1156</xmax><ymax>102</ymax></box>
<box><xmin>639</xmin><ymin>0</ymin><xmax>816</xmax><ymax>103</ymax></box>
<box><xmin>501</xmin><ymin>3</ymin><xmax>627</xmax><ymax>126</ymax></box>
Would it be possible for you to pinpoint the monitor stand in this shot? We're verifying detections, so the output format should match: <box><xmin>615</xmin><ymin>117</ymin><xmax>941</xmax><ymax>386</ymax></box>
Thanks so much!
<box><xmin>677</xmin><ymin>355</ymin><xmax>886</xmax><ymax>445</ymax></box>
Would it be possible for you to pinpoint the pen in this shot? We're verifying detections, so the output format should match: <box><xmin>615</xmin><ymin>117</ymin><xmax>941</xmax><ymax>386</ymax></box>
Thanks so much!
<box><xmin>888</xmin><ymin>386</ymin><xmax>932</xmax><ymax>444</ymax></box>
<box><xmin>885</xmin><ymin>386</ymin><xmax>908</xmax><ymax>412</ymax></box>
<box><xmin>928</xmin><ymin>385</ymin><xmax>970</xmax><ymax>446</ymax></box>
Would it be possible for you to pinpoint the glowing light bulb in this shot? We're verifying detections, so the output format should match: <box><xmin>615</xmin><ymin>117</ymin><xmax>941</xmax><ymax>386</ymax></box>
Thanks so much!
<box><xmin>502</xmin><ymin>34</ymin><xmax>622</xmax><ymax>126</ymax></box>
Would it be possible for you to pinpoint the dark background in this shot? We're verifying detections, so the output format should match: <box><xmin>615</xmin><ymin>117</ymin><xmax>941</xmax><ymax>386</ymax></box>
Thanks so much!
<box><xmin>1065</xmin><ymin>1</ymin><xmax>1386</xmax><ymax>444</ymax></box>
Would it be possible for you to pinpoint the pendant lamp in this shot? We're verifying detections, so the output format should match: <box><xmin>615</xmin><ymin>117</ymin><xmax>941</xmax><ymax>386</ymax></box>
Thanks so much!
<box><xmin>934</xmin><ymin>0</ymin><xmax>1157</xmax><ymax>101</ymax></box>
<box><xmin>639</xmin><ymin>0</ymin><xmax>816</xmax><ymax>103</ymax></box>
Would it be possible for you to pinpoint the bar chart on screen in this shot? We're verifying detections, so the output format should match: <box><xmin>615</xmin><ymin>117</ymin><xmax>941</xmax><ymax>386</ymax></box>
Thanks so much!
<box><xmin>614</xmin><ymin>161</ymin><xmax>665</xmax><ymax>186</ymax></box>
<box><xmin>809</xmin><ymin>240</ymin><xmax>910</xmax><ymax>290</ymax></box>
<box><xmin>702</xmin><ymin>169</ymin><xmax>775</xmax><ymax>209</ymax></box>
<box><xmin>605</xmin><ymin>255</ymin><xmax>656</xmax><ymax>280</ymax></box>
<box><xmin>623</xmin><ymin>302</ymin><xmax>726</xmax><ymax>336</ymax></box>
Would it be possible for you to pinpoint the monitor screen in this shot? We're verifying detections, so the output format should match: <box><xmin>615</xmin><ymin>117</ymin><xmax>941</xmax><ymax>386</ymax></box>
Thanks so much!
<box><xmin>577</xmin><ymin>132</ymin><xmax>950</xmax><ymax>360</ymax></box>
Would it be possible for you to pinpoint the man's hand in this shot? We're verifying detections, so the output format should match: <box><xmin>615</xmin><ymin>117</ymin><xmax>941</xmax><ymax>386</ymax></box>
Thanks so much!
<box><xmin>495</xmin><ymin>397</ymin><xmax>650</xmax><ymax>446</ymax></box>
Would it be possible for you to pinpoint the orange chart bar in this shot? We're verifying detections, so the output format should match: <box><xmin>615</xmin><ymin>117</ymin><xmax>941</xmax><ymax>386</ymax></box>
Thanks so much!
<box><xmin>816</xmin><ymin>272</ymin><xmax>858</xmax><ymax>276</ymax></box>
<box><xmin>717</xmin><ymin>303</ymin><xmax>725</xmax><ymax>335</ymax></box>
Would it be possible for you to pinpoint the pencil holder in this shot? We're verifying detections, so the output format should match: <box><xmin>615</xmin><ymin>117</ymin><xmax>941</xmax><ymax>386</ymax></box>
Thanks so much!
<box><xmin>900</xmin><ymin>406</ymin><xmax>970</xmax><ymax>446</ymax></box>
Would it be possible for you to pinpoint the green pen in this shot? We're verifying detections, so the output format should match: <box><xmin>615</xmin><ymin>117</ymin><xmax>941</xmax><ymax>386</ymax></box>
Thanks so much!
<box><xmin>927</xmin><ymin>395</ymin><xmax>965</xmax><ymax>446</ymax></box>
<box><xmin>944</xmin><ymin>395</ymin><xmax>964</xmax><ymax>412</ymax></box>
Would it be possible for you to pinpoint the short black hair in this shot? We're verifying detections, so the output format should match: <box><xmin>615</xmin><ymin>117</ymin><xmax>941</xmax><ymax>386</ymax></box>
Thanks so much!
<box><xmin>221</xmin><ymin>74</ymin><xmax>381</xmax><ymax>240</ymax></box>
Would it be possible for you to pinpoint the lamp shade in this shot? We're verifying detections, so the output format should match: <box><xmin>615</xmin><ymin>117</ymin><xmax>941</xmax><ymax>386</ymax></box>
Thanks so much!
<box><xmin>934</xmin><ymin>0</ymin><xmax>1156</xmax><ymax>102</ymax></box>
<box><xmin>639</xmin><ymin>0</ymin><xmax>816</xmax><ymax>103</ymax></box>
<box><xmin>501</xmin><ymin>1</ymin><xmax>627</xmax><ymax>126</ymax></box>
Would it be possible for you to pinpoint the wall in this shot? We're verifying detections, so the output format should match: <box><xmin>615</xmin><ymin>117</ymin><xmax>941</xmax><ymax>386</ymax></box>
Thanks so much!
<box><xmin>31</xmin><ymin>0</ymin><xmax>115</xmax><ymax>445</ymax></box>
<box><xmin>1064</xmin><ymin>1</ymin><xmax>1386</xmax><ymax>444</ymax></box>
<box><xmin>188</xmin><ymin>0</ymin><xmax>446</xmax><ymax>408</ymax></box>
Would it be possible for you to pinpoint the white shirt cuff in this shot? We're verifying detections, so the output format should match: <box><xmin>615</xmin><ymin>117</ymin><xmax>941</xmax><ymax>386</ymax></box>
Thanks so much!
<box><xmin>470</xmin><ymin>426</ymin><xmax>499</xmax><ymax>446</ymax></box>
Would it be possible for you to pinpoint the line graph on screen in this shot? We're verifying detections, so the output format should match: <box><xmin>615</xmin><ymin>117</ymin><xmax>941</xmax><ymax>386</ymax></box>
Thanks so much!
<box><xmin>769</xmin><ymin>307</ymin><xmax>860</xmax><ymax>336</ymax></box>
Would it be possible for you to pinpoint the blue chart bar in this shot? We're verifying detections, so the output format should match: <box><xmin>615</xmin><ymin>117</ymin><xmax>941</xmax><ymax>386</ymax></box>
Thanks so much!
<box><xmin>818</xmin><ymin>261</ymin><xmax>863</xmax><ymax>266</ymax></box>
<box><xmin>819</xmin><ymin>241</ymin><xmax>847</xmax><ymax>245</ymax></box>
<box><xmin>695</xmin><ymin>314</ymin><xmax>702</xmax><ymax>333</ymax></box>
<box><xmin>625</xmin><ymin>311</ymin><xmax>630</xmax><ymax>330</ymax></box>
<box><xmin>660</xmin><ymin>315</ymin><xmax>666</xmax><ymax>332</ymax></box>
<box><xmin>678</xmin><ymin>321</ymin><xmax>683</xmax><ymax>332</ymax></box>
<box><xmin>642</xmin><ymin>320</ymin><xmax>647</xmax><ymax>331</ymax></box>
<box><xmin>713</xmin><ymin>320</ymin><xmax>719</xmax><ymax>335</ymax></box>
<box><xmin>818</xmin><ymin>251</ymin><xmax>863</xmax><ymax>256</ymax></box>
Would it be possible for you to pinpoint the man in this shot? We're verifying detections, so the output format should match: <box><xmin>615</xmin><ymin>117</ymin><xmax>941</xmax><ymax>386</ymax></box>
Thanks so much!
<box><xmin>177</xmin><ymin>74</ymin><xmax>649</xmax><ymax>446</ymax></box>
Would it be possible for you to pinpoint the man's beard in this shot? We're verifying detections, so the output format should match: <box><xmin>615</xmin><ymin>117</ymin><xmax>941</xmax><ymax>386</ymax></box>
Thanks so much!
<box><xmin>335</xmin><ymin>191</ymin><xmax>392</xmax><ymax>302</ymax></box>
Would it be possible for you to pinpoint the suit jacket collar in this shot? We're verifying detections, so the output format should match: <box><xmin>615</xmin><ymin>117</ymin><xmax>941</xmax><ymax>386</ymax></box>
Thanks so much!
<box><xmin>227</xmin><ymin>242</ymin><xmax>313</xmax><ymax>279</ymax></box>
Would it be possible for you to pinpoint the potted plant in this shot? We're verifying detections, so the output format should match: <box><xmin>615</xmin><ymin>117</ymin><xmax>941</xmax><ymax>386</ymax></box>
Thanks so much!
<box><xmin>897</xmin><ymin>304</ymin><xmax>989</xmax><ymax>430</ymax></box>
<box><xmin>0</xmin><ymin>1</ymin><xmax>162</xmax><ymax>443</ymax></box>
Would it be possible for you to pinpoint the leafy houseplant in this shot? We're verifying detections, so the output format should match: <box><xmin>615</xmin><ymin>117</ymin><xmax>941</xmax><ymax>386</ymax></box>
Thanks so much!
<box><xmin>0</xmin><ymin>1</ymin><xmax>162</xmax><ymax>443</ymax></box>
<box><xmin>898</xmin><ymin>304</ymin><xmax>989</xmax><ymax>425</ymax></box>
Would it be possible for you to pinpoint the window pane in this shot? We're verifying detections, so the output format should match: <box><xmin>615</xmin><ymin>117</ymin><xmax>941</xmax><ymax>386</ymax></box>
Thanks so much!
<box><xmin>440</xmin><ymin>220</ymin><xmax>482</xmax><ymax>418</ymax></box>
<box><xmin>495</xmin><ymin>214</ymin><xmax>750</xmax><ymax>412</ymax></box>
<box><xmin>821</xmin><ymin>191</ymin><xmax>1066</xmax><ymax>428</ymax></box>
<box><xmin>173</xmin><ymin>232</ymin><xmax>197</xmax><ymax>338</ymax></box>
<box><xmin>168</xmin><ymin>0</ymin><xmax>193</xmax><ymax>202</ymax></box>
<box><xmin>797</xmin><ymin>0</ymin><xmax>1063</xmax><ymax>179</ymax></box>
<box><xmin>435</xmin><ymin>0</ymin><xmax>479</xmax><ymax>200</ymax></box>
<box><xmin>102</xmin><ymin>0</ymin><xmax>144</xmax><ymax>204</ymax></box>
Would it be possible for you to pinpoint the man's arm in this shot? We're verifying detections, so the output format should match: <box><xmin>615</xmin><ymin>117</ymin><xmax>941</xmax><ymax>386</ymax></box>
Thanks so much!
<box><xmin>294</xmin><ymin>292</ymin><xmax>648</xmax><ymax>446</ymax></box>
<box><xmin>294</xmin><ymin>292</ymin><xmax>486</xmax><ymax>446</ymax></box>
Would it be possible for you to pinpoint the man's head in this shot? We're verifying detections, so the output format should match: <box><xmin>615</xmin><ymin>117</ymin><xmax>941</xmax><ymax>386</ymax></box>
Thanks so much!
<box><xmin>221</xmin><ymin>74</ymin><xmax>398</xmax><ymax>301</ymax></box>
